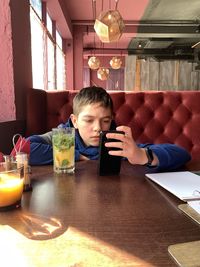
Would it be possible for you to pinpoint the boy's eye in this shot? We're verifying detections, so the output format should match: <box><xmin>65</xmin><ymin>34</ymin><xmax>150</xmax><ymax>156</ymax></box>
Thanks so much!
<box><xmin>83</xmin><ymin>118</ymin><xmax>111</xmax><ymax>124</ymax></box>
<box><xmin>103</xmin><ymin>119</ymin><xmax>111</xmax><ymax>123</ymax></box>
<box><xmin>84</xmin><ymin>119</ymin><xmax>93</xmax><ymax>123</ymax></box>
<box><xmin>103</xmin><ymin>118</ymin><xmax>111</xmax><ymax>123</ymax></box>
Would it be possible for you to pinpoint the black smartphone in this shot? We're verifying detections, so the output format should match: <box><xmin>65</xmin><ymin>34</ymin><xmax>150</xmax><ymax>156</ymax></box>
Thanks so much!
<box><xmin>98</xmin><ymin>130</ymin><xmax>124</xmax><ymax>176</ymax></box>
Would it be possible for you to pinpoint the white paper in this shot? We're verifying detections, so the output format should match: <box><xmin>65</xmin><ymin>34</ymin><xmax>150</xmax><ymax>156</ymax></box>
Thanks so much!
<box><xmin>188</xmin><ymin>200</ymin><xmax>200</xmax><ymax>214</ymax></box>
<box><xmin>146</xmin><ymin>171</ymin><xmax>200</xmax><ymax>201</ymax></box>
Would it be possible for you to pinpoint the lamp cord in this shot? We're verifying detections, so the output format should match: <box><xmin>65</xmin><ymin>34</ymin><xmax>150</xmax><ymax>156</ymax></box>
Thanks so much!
<box><xmin>92</xmin><ymin>0</ymin><xmax>96</xmax><ymax>53</ymax></box>
<box><xmin>115</xmin><ymin>0</ymin><xmax>119</xmax><ymax>10</ymax></box>
<box><xmin>92</xmin><ymin>0</ymin><xmax>96</xmax><ymax>20</ymax></box>
<box><xmin>101</xmin><ymin>0</ymin><xmax>104</xmax><ymax>12</ymax></box>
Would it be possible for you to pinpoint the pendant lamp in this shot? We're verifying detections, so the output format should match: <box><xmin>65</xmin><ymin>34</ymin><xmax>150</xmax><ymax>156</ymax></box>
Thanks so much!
<box><xmin>88</xmin><ymin>56</ymin><xmax>101</xmax><ymax>70</ymax></box>
<box><xmin>110</xmin><ymin>56</ymin><xmax>122</xmax><ymax>69</ymax></box>
<box><xmin>94</xmin><ymin>9</ymin><xmax>125</xmax><ymax>43</ymax></box>
<box><xmin>97</xmin><ymin>67</ymin><xmax>109</xmax><ymax>80</ymax></box>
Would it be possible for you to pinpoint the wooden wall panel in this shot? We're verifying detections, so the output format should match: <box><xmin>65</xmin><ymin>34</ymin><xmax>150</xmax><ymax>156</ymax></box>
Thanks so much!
<box><xmin>125</xmin><ymin>55</ymin><xmax>200</xmax><ymax>91</ymax></box>
<box><xmin>179</xmin><ymin>61</ymin><xmax>192</xmax><ymax>90</ymax></box>
<box><xmin>191</xmin><ymin>68</ymin><xmax>199</xmax><ymax>90</ymax></box>
<box><xmin>159</xmin><ymin>61</ymin><xmax>175</xmax><ymax>90</ymax></box>
<box><xmin>125</xmin><ymin>56</ymin><xmax>136</xmax><ymax>91</ymax></box>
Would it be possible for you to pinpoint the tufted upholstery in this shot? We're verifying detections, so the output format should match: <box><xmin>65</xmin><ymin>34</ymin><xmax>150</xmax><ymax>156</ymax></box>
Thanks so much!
<box><xmin>26</xmin><ymin>88</ymin><xmax>200</xmax><ymax>160</ymax></box>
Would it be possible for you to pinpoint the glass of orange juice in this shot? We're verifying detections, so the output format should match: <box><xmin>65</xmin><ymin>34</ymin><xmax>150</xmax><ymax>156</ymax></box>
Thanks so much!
<box><xmin>0</xmin><ymin>162</ymin><xmax>24</xmax><ymax>210</ymax></box>
<box><xmin>52</xmin><ymin>128</ymin><xmax>75</xmax><ymax>174</ymax></box>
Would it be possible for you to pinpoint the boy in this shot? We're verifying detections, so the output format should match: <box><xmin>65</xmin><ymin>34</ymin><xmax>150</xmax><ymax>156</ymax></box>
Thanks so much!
<box><xmin>28</xmin><ymin>86</ymin><xmax>115</xmax><ymax>164</ymax></box>
<box><xmin>28</xmin><ymin>86</ymin><xmax>191</xmax><ymax>171</ymax></box>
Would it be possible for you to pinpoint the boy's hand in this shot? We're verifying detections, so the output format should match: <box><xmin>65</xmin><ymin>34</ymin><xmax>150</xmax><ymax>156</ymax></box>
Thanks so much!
<box><xmin>105</xmin><ymin>126</ymin><xmax>158</xmax><ymax>166</ymax></box>
<box><xmin>79</xmin><ymin>154</ymin><xmax>90</xmax><ymax>161</ymax></box>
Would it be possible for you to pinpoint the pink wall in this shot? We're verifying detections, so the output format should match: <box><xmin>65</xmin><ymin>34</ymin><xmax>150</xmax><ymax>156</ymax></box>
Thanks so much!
<box><xmin>73</xmin><ymin>25</ymin><xmax>84</xmax><ymax>90</ymax></box>
<box><xmin>0</xmin><ymin>0</ymin><xmax>32</xmax><ymax>122</ymax></box>
<box><xmin>65</xmin><ymin>39</ymin><xmax>74</xmax><ymax>90</ymax></box>
<box><xmin>84</xmin><ymin>56</ymin><xmax>125</xmax><ymax>89</ymax></box>
<box><xmin>0</xmin><ymin>0</ymin><xmax>32</xmax><ymax>154</ymax></box>
<box><xmin>0</xmin><ymin>0</ymin><xmax>16</xmax><ymax>122</ymax></box>
<box><xmin>10</xmin><ymin>0</ymin><xmax>33</xmax><ymax>120</ymax></box>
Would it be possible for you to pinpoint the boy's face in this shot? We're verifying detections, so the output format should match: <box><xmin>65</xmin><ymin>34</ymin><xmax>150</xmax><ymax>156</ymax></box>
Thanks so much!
<box><xmin>71</xmin><ymin>103</ymin><xmax>112</xmax><ymax>147</ymax></box>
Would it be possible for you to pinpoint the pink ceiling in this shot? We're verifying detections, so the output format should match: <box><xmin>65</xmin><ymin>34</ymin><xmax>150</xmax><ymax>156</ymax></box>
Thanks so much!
<box><xmin>63</xmin><ymin>0</ymin><xmax>150</xmax><ymax>21</ymax></box>
<box><xmin>46</xmin><ymin>0</ymin><xmax>200</xmax><ymax>65</ymax></box>
<box><xmin>45</xmin><ymin>0</ymin><xmax>151</xmax><ymax>51</ymax></box>
<box><xmin>61</xmin><ymin>0</ymin><xmax>150</xmax><ymax>49</ymax></box>
<box><xmin>47</xmin><ymin>0</ymin><xmax>200</xmax><ymax>52</ymax></box>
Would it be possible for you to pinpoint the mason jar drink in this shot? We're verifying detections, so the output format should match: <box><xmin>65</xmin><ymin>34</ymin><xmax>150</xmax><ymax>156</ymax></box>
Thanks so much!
<box><xmin>52</xmin><ymin>128</ymin><xmax>75</xmax><ymax>174</ymax></box>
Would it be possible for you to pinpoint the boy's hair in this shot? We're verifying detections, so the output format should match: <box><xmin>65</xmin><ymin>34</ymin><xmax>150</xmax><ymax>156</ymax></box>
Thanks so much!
<box><xmin>73</xmin><ymin>86</ymin><xmax>114</xmax><ymax>116</ymax></box>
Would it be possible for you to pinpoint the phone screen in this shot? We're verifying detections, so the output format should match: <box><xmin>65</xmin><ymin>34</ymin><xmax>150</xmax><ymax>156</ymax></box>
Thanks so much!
<box><xmin>98</xmin><ymin>130</ymin><xmax>124</xmax><ymax>176</ymax></box>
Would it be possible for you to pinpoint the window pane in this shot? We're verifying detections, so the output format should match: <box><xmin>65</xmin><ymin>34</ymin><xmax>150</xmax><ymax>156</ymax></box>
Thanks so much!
<box><xmin>56</xmin><ymin>45</ymin><xmax>66</xmax><ymax>90</ymax></box>
<box><xmin>30</xmin><ymin>8</ymin><xmax>44</xmax><ymax>89</ymax></box>
<box><xmin>83</xmin><ymin>67</ymin><xmax>90</xmax><ymax>88</ymax></box>
<box><xmin>107</xmin><ymin>69</ymin><xmax>124</xmax><ymax>90</ymax></box>
<box><xmin>56</xmin><ymin>30</ymin><xmax>62</xmax><ymax>50</ymax></box>
<box><xmin>30</xmin><ymin>0</ymin><xmax>42</xmax><ymax>19</ymax></box>
<box><xmin>47</xmin><ymin>12</ymin><xmax>53</xmax><ymax>35</ymax></box>
<box><xmin>47</xmin><ymin>37</ymin><xmax>55</xmax><ymax>90</ymax></box>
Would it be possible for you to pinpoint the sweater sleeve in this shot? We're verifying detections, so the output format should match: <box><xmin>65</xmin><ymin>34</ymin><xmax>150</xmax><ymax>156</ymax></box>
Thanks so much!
<box><xmin>27</xmin><ymin>135</ymin><xmax>53</xmax><ymax>165</ymax></box>
<box><xmin>139</xmin><ymin>143</ymin><xmax>191</xmax><ymax>172</ymax></box>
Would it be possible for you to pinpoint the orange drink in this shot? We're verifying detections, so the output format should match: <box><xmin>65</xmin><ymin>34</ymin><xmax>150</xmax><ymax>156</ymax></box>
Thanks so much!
<box><xmin>0</xmin><ymin>162</ymin><xmax>23</xmax><ymax>209</ymax></box>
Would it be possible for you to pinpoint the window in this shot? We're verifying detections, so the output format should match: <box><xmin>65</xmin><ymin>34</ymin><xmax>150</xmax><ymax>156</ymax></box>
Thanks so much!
<box><xmin>30</xmin><ymin>0</ymin><xmax>66</xmax><ymax>90</ymax></box>
<box><xmin>46</xmin><ymin>12</ymin><xmax>53</xmax><ymax>35</ymax></box>
<box><xmin>107</xmin><ymin>68</ymin><xmax>124</xmax><ymax>90</ymax></box>
<box><xmin>56</xmin><ymin>31</ymin><xmax>66</xmax><ymax>89</ymax></box>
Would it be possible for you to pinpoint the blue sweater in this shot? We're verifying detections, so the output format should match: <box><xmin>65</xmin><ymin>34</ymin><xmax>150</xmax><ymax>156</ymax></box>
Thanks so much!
<box><xmin>28</xmin><ymin>120</ymin><xmax>191</xmax><ymax>172</ymax></box>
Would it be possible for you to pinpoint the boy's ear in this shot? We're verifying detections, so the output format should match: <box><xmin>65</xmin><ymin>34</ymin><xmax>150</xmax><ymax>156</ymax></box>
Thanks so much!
<box><xmin>70</xmin><ymin>114</ymin><xmax>78</xmax><ymax>129</ymax></box>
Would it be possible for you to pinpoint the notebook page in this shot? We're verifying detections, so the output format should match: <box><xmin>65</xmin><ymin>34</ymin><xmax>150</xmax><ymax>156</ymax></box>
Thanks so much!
<box><xmin>146</xmin><ymin>171</ymin><xmax>200</xmax><ymax>201</ymax></box>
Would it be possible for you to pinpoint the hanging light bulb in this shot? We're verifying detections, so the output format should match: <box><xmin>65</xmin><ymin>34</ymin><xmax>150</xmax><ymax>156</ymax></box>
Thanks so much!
<box><xmin>110</xmin><ymin>56</ymin><xmax>122</xmax><ymax>69</ymax></box>
<box><xmin>88</xmin><ymin>56</ymin><xmax>101</xmax><ymax>70</ymax></box>
<box><xmin>94</xmin><ymin>9</ymin><xmax>125</xmax><ymax>43</ymax></box>
<box><xmin>97</xmin><ymin>67</ymin><xmax>109</xmax><ymax>80</ymax></box>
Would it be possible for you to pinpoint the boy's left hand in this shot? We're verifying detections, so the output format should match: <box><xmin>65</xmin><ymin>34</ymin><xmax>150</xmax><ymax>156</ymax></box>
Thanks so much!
<box><xmin>79</xmin><ymin>154</ymin><xmax>90</xmax><ymax>161</ymax></box>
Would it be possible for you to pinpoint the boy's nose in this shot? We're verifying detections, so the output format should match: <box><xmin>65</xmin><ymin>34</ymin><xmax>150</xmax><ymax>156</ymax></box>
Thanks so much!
<box><xmin>94</xmin><ymin>121</ymin><xmax>101</xmax><ymax>132</ymax></box>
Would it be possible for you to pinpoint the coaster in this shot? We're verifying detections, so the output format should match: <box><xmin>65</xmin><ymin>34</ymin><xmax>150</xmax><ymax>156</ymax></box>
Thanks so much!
<box><xmin>178</xmin><ymin>204</ymin><xmax>200</xmax><ymax>225</ymax></box>
<box><xmin>168</xmin><ymin>240</ymin><xmax>200</xmax><ymax>267</ymax></box>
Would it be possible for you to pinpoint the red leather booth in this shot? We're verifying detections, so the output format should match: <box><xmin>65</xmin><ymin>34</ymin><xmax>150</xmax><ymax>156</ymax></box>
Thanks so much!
<box><xmin>26</xmin><ymin>88</ymin><xmax>200</xmax><ymax>160</ymax></box>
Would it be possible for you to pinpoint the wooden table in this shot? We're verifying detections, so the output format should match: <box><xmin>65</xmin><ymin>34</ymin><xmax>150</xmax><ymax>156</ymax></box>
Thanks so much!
<box><xmin>1</xmin><ymin>160</ymin><xmax>200</xmax><ymax>266</ymax></box>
